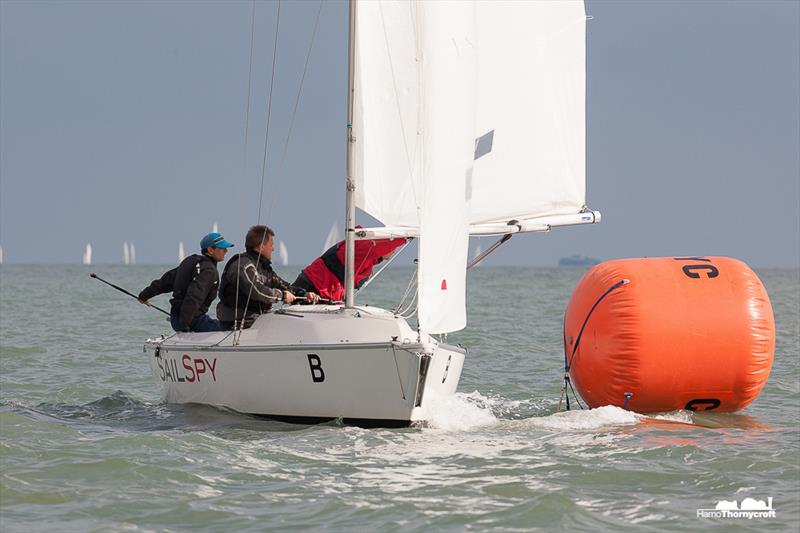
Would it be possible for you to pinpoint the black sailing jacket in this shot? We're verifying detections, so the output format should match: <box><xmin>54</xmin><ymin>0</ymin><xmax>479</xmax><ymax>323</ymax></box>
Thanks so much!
<box><xmin>138</xmin><ymin>254</ymin><xmax>220</xmax><ymax>330</ymax></box>
<box><xmin>216</xmin><ymin>250</ymin><xmax>303</xmax><ymax>325</ymax></box>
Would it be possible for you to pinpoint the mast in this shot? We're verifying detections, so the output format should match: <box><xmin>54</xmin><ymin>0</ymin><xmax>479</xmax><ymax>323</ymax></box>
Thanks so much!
<box><xmin>344</xmin><ymin>0</ymin><xmax>357</xmax><ymax>308</ymax></box>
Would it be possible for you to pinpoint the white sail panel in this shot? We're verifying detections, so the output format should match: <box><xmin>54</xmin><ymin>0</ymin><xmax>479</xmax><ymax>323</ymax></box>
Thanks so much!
<box><xmin>353</xmin><ymin>1</ymin><xmax>586</xmax><ymax>331</ymax></box>
<box><xmin>353</xmin><ymin>0</ymin><xmax>422</xmax><ymax>227</ymax></box>
<box><xmin>322</xmin><ymin>222</ymin><xmax>340</xmax><ymax>253</ymax></box>
<box><xmin>416</xmin><ymin>1</ymin><xmax>474</xmax><ymax>334</ymax></box>
<box><xmin>469</xmin><ymin>1</ymin><xmax>586</xmax><ymax>224</ymax></box>
<box><xmin>354</xmin><ymin>0</ymin><xmax>474</xmax><ymax>333</ymax></box>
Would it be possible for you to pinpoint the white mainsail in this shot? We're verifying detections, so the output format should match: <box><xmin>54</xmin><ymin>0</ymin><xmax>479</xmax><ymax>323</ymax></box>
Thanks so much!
<box><xmin>354</xmin><ymin>0</ymin><xmax>586</xmax><ymax>227</ymax></box>
<box><xmin>178</xmin><ymin>241</ymin><xmax>186</xmax><ymax>262</ymax></box>
<box><xmin>469</xmin><ymin>1</ymin><xmax>586</xmax><ymax>224</ymax></box>
<box><xmin>123</xmin><ymin>242</ymin><xmax>130</xmax><ymax>265</ymax></box>
<box><xmin>352</xmin><ymin>0</ymin><xmax>587</xmax><ymax>334</ymax></box>
<box><xmin>82</xmin><ymin>244</ymin><xmax>92</xmax><ymax>265</ymax></box>
<box><xmin>212</xmin><ymin>222</ymin><xmax>219</xmax><ymax>233</ymax></box>
<box><xmin>322</xmin><ymin>222</ymin><xmax>340</xmax><ymax>253</ymax></box>
<box><xmin>0</xmin><ymin>246</ymin><xmax>4</xmax><ymax>265</ymax></box>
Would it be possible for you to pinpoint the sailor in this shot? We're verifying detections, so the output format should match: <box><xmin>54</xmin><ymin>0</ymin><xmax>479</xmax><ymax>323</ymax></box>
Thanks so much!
<box><xmin>293</xmin><ymin>235</ymin><xmax>406</xmax><ymax>301</ymax></box>
<box><xmin>138</xmin><ymin>232</ymin><xmax>233</xmax><ymax>332</ymax></box>
<box><xmin>216</xmin><ymin>225</ymin><xmax>319</xmax><ymax>330</ymax></box>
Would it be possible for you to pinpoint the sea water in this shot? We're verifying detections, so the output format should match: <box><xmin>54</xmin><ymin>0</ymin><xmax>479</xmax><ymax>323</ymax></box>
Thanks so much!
<box><xmin>1</xmin><ymin>265</ymin><xmax>798</xmax><ymax>532</ymax></box>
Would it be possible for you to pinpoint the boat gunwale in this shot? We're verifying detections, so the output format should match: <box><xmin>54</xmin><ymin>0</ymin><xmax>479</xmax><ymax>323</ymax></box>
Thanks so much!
<box><xmin>145</xmin><ymin>340</ymin><xmax>467</xmax><ymax>355</ymax></box>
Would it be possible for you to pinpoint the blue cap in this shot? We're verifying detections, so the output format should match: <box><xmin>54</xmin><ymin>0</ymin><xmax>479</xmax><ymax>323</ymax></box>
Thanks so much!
<box><xmin>200</xmin><ymin>232</ymin><xmax>234</xmax><ymax>250</ymax></box>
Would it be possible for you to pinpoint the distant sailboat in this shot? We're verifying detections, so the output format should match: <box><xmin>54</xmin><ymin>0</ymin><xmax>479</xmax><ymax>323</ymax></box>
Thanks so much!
<box><xmin>0</xmin><ymin>246</ymin><xmax>4</xmax><ymax>265</ymax></box>
<box><xmin>212</xmin><ymin>222</ymin><xmax>219</xmax><ymax>233</ymax></box>
<box><xmin>277</xmin><ymin>239</ymin><xmax>289</xmax><ymax>266</ymax></box>
<box><xmin>471</xmin><ymin>242</ymin><xmax>483</xmax><ymax>267</ymax></box>
<box><xmin>123</xmin><ymin>242</ymin><xmax>130</xmax><ymax>265</ymax></box>
<box><xmin>130</xmin><ymin>243</ymin><xmax>136</xmax><ymax>265</ymax></box>
<box><xmin>322</xmin><ymin>222</ymin><xmax>340</xmax><ymax>253</ymax></box>
<box><xmin>82</xmin><ymin>244</ymin><xmax>92</xmax><ymax>265</ymax></box>
<box><xmin>178</xmin><ymin>241</ymin><xmax>186</xmax><ymax>262</ymax></box>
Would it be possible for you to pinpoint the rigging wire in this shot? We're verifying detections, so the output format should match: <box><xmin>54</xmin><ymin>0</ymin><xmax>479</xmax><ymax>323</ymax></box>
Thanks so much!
<box><xmin>256</xmin><ymin>0</ymin><xmax>282</xmax><ymax>225</ymax></box>
<box><xmin>234</xmin><ymin>0</ymin><xmax>258</xmax><ymax>340</ymax></box>
<box><xmin>240</xmin><ymin>0</ymin><xmax>326</xmax><ymax>335</ymax></box>
<box><xmin>267</xmin><ymin>0</ymin><xmax>325</xmax><ymax>219</ymax></box>
<box><xmin>239</xmin><ymin>0</ymin><xmax>282</xmax><ymax>339</ymax></box>
<box><xmin>356</xmin><ymin>238</ymin><xmax>413</xmax><ymax>294</ymax></box>
<box><xmin>395</xmin><ymin>267</ymin><xmax>419</xmax><ymax>317</ymax></box>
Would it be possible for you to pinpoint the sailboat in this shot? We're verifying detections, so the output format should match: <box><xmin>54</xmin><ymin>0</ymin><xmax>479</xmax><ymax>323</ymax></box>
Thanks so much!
<box><xmin>277</xmin><ymin>239</ymin><xmax>289</xmax><ymax>267</ymax></box>
<box><xmin>178</xmin><ymin>241</ymin><xmax>186</xmax><ymax>263</ymax></box>
<box><xmin>130</xmin><ymin>243</ymin><xmax>136</xmax><ymax>265</ymax></box>
<box><xmin>0</xmin><ymin>246</ymin><xmax>4</xmax><ymax>265</ymax></box>
<box><xmin>322</xmin><ymin>222</ymin><xmax>340</xmax><ymax>254</ymax></box>
<box><xmin>82</xmin><ymin>244</ymin><xmax>92</xmax><ymax>266</ymax></box>
<box><xmin>471</xmin><ymin>242</ymin><xmax>483</xmax><ymax>267</ymax></box>
<box><xmin>143</xmin><ymin>0</ymin><xmax>599</xmax><ymax>426</ymax></box>
<box><xmin>123</xmin><ymin>242</ymin><xmax>131</xmax><ymax>265</ymax></box>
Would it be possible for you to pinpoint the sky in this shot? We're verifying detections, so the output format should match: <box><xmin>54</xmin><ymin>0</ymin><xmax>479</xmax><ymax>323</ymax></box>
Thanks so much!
<box><xmin>1</xmin><ymin>0</ymin><xmax>798</xmax><ymax>267</ymax></box>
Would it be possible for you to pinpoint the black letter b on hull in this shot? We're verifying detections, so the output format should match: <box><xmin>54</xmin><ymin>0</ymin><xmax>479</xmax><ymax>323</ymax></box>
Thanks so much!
<box><xmin>307</xmin><ymin>354</ymin><xmax>325</xmax><ymax>383</ymax></box>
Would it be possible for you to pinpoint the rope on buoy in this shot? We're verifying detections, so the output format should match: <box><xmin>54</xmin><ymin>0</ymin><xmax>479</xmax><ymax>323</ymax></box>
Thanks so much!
<box><xmin>559</xmin><ymin>278</ymin><xmax>629</xmax><ymax>411</ymax></box>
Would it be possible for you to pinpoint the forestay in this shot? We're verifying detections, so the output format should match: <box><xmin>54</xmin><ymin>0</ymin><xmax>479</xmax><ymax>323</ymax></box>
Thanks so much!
<box><xmin>351</xmin><ymin>0</ymin><xmax>587</xmax><ymax>333</ymax></box>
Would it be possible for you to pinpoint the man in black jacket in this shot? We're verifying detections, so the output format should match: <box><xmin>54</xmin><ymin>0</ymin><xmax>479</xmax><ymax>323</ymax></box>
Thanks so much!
<box><xmin>138</xmin><ymin>232</ymin><xmax>234</xmax><ymax>332</ymax></box>
<box><xmin>217</xmin><ymin>225</ymin><xmax>319</xmax><ymax>330</ymax></box>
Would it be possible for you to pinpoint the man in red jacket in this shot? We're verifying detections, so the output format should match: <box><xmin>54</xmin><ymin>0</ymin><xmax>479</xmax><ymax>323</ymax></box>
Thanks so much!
<box><xmin>293</xmin><ymin>236</ymin><xmax>406</xmax><ymax>301</ymax></box>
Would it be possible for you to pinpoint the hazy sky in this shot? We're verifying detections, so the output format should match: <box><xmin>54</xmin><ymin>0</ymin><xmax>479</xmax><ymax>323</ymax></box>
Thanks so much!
<box><xmin>1</xmin><ymin>0</ymin><xmax>798</xmax><ymax>267</ymax></box>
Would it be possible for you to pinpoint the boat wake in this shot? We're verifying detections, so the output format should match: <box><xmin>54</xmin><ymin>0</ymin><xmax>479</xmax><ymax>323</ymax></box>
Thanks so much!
<box><xmin>415</xmin><ymin>391</ymin><xmax>698</xmax><ymax>432</ymax></box>
<box><xmin>414</xmin><ymin>390</ymin><xmax>499</xmax><ymax>431</ymax></box>
<box><xmin>8</xmin><ymin>390</ymin><xmax>760</xmax><ymax>437</ymax></box>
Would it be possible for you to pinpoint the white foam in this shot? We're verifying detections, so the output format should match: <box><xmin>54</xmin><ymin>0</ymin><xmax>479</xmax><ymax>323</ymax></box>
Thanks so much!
<box><xmin>647</xmin><ymin>410</ymin><xmax>694</xmax><ymax>424</ymax></box>
<box><xmin>514</xmin><ymin>405</ymin><xmax>642</xmax><ymax>431</ymax></box>
<box><xmin>416</xmin><ymin>390</ymin><xmax>498</xmax><ymax>431</ymax></box>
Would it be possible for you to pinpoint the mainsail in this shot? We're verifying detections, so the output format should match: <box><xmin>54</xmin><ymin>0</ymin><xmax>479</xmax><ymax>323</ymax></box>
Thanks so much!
<box><xmin>351</xmin><ymin>0</ymin><xmax>588</xmax><ymax>334</ymax></box>
<box><xmin>469</xmin><ymin>1</ymin><xmax>586</xmax><ymax>224</ymax></box>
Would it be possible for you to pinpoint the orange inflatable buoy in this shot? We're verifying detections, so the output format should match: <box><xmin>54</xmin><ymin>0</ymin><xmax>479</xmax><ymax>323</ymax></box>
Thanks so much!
<box><xmin>563</xmin><ymin>257</ymin><xmax>775</xmax><ymax>413</ymax></box>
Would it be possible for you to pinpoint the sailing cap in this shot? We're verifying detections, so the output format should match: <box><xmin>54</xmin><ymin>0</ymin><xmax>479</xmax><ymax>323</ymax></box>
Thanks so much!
<box><xmin>200</xmin><ymin>232</ymin><xmax>234</xmax><ymax>250</ymax></box>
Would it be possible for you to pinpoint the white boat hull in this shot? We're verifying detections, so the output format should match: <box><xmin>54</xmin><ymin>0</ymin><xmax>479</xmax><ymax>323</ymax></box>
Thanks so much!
<box><xmin>143</xmin><ymin>305</ymin><xmax>464</xmax><ymax>426</ymax></box>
